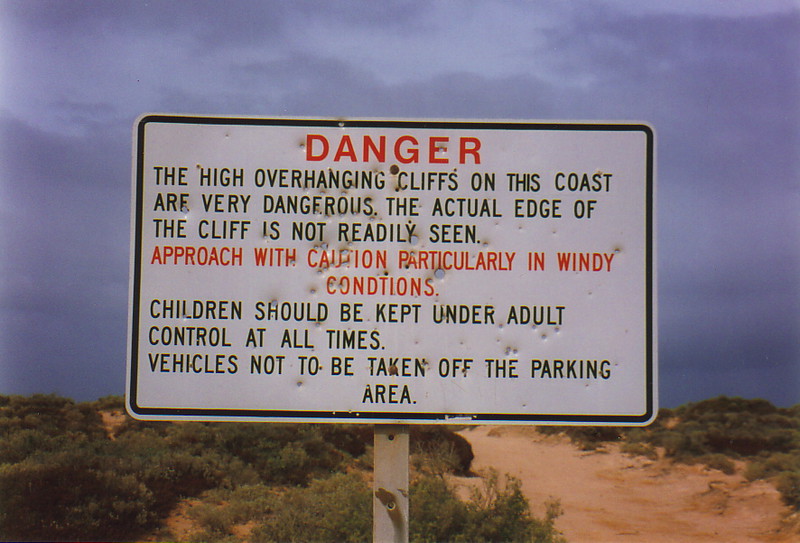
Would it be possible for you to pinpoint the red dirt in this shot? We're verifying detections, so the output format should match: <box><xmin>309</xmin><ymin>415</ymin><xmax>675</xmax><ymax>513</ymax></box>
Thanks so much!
<box><xmin>455</xmin><ymin>426</ymin><xmax>800</xmax><ymax>543</ymax></box>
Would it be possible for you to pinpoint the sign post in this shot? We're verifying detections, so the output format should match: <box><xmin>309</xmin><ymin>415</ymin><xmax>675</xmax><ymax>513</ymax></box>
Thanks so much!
<box><xmin>374</xmin><ymin>425</ymin><xmax>409</xmax><ymax>543</ymax></box>
<box><xmin>128</xmin><ymin>115</ymin><xmax>655</xmax><ymax>540</ymax></box>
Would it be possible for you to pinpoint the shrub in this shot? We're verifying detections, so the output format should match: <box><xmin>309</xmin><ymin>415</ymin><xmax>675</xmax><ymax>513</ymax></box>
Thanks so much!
<box><xmin>138</xmin><ymin>449</ymin><xmax>227</xmax><ymax>511</ymax></box>
<box><xmin>745</xmin><ymin>452</ymin><xmax>800</xmax><ymax>481</ymax></box>
<box><xmin>410</xmin><ymin>476</ymin><xmax>470</xmax><ymax>542</ymax></box>
<box><xmin>411</xmin><ymin>470</ymin><xmax>565</xmax><ymax>543</ymax></box>
<box><xmin>536</xmin><ymin>396</ymin><xmax>800</xmax><ymax>511</ymax></box>
<box><xmin>189</xmin><ymin>484</ymin><xmax>276</xmax><ymax>542</ymax></box>
<box><xmin>251</xmin><ymin>473</ymin><xmax>372</xmax><ymax>543</ymax></box>
<box><xmin>0</xmin><ymin>428</ymin><xmax>66</xmax><ymax>464</ymax></box>
<box><xmin>464</xmin><ymin>470</ymin><xmax>564</xmax><ymax>543</ymax></box>
<box><xmin>0</xmin><ymin>393</ymin><xmax>106</xmax><ymax>441</ymax></box>
<box><xmin>669</xmin><ymin>396</ymin><xmax>799</xmax><ymax>457</ymax></box>
<box><xmin>166</xmin><ymin>422</ymin><xmax>367</xmax><ymax>486</ymax></box>
<box><xmin>696</xmin><ymin>453</ymin><xmax>736</xmax><ymax>475</ymax></box>
<box><xmin>216</xmin><ymin>424</ymin><xmax>347</xmax><ymax>485</ymax></box>
<box><xmin>91</xmin><ymin>394</ymin><xmax>126</xmax><ymax>411</ymax></box>
<box><xmin>411</xmin><ymin>426</ymin><xmax>474</xmax><ymax>475</ymax></box>
<box><xmin>537</xmin><ymin>425</ymin><xmax>624</xmax><ymax>451</ymax></box>
<box><xmin>0</xmin><ymin>394</ymin><xmax>379</xmax><ymax>541</ymax></box>
<box><xmin>745</xmin><ymin>452</ymin><xmax>800</xmax><ymax>509</ymax></box>
<box><xmin>0</xmin><ymin>447</ymin><xmax>156</xmax><ymax>541</ymax></box>
<box><xmin>247</xmin><ymin>468</ymin><xmax>565</xmax><ymax>543</ymax></box>
<box><xmin>412</xmin><ymin>438</ymin><xmax>463</xmax><ymax>479</ymax></box>
<box><xmin>776</xmin><ymin>472</ymin><xmax>800</xmax><ymax>509</ymax></box>
<box><xmin>637</xmin><ymin>397</ymin><xmax>800</xmax><ymax>510</ymax></box>
<box><xmin>621</xmin><ymin>441</ymin><xmax>658</xmax><ymax>460</ymax></box>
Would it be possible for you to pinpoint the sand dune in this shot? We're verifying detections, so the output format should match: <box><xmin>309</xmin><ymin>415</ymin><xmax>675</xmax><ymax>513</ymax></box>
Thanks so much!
<box><xmin>455</xmin><ymin>426</ymin><xmax>799</xmax><ymax>543</ymax></box>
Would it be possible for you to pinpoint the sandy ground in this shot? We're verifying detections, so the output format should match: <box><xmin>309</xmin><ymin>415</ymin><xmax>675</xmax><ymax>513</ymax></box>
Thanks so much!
<box><xmin>454</xmin><ymin>426</ymin><xmax>800</xmax><ymax>543</ymax></box>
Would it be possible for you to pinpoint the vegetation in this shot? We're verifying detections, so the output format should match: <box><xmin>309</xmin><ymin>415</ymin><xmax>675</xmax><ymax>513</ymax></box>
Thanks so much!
<box><xmin>6</xmin><ymin>393</ymin><xmax>794</xmax><ymax>541</ymax></box>
<box><xmin>0</xmin><ymin>394</ymin><xmax>559</xmax><ymax>542</ymax></box>
<box><xmin>540</xmin><ymin>396</ymin><xmax>800</xmax><ymax>509</ymax></box>
<box><xmin>410</xmin><ymin>471</ymin><xmax>564</xmax><ymax>543</ymax></box>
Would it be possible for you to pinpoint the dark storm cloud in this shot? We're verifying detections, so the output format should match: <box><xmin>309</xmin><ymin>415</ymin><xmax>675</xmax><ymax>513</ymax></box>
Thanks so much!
<box><xmin>0</xmin><ymin>115</ymin><xmax>129</xmax><ymax>397</ymax></box>
<box><xmin>6</xmin><ymin>0</ymin><xmax>284</xmax><ymax>46</ymax></box>
<box><xmin>556</xmin><ymin>10</ymin><xmax>800</xmax><ymax>404</ymax></box>
<box><xmin>223</xmin><ymin>52</ymin><xmax>567</xmax><ymax>120</ymax></box>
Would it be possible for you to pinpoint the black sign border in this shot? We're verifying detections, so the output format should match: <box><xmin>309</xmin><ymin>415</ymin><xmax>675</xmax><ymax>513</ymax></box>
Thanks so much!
<box><xmin>129</xmin><ymin>115</ymin><xmax>656</xmax><ymax>425</ymax></box>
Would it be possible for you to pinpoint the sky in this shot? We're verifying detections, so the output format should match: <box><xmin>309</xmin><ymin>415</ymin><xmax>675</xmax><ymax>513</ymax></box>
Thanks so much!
<box><xmin>0</xmin><ymin>0</ymin><xmax>798</xmax><ymax>408</ymax></box>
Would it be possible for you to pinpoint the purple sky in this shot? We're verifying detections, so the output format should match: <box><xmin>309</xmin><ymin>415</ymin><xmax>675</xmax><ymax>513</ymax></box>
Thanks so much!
<box><xmin>0</xmin><ymin>1</ymin><xmax>798</xmax><ymax>407</ymax></box>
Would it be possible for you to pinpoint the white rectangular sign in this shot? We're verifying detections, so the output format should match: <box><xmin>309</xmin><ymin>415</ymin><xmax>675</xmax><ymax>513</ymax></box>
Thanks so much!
<box><xmin>127</xmin><ymin>116</ymin><xmax>656</xmax><ymax>424</ymax></box>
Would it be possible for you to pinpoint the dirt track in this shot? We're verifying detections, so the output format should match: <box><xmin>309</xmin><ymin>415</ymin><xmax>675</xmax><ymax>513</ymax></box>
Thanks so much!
<box><xmin>456</xmin><ymin>426</ymin><xmax>799</xmax><ymax>543</ymax></box>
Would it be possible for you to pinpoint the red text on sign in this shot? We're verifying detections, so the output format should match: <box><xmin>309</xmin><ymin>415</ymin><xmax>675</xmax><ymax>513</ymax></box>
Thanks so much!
<box><xmin>305</xmin><ymin>134</ymin><xmax>481</xmax><ymax>164</ymax></box>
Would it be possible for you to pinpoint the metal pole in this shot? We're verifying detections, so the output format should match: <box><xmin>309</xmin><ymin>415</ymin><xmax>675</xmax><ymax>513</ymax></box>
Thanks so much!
<box><xmin>373</xmin><ymin>424</ymin><xmax>409</xmax><ymax>543</ymax></box>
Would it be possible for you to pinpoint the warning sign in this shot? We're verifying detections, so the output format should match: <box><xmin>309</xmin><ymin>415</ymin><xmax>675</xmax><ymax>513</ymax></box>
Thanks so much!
<box><xmin>127</xmin><ymin>116</ymin><xmax>656</xmax><ymax>425</ymax></box>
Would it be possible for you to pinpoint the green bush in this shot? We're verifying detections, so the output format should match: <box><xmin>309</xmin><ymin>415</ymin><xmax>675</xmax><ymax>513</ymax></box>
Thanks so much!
<box><xmin>412</xmin><ymin>438</ymin><xmax>463</xmax><ymax>479</ymax></box>
<box><xmin>189</xmin><ymin>484</ymin><xmax>276</xmax><ymax>542</ymax></box>
<box><xmin>0</xmin><ymin>428</ymin><xmax>67</xmax><ymax>464</ymax></box>
<box><xmin>0</xmin><ymin>447</ymin><xmax>156</xmax><ymax>541</ymax></box>
<box><xmin>667</xmin><ymin>397</ymin><xmax>799</xmax><ymax>457</ymax></box>
<box><xmin>251</xmin><ymin>473</ymin><xmax>372</xmax><ymax>543</ymax></box>
<box><xmin>0</xmin><ymin>393</ymin><xmax>106</xmax><ymax>440</ymax></box>
<box><xmin>610</xmin><ymin>397</ymin><xmax>800</xmax><ymax>462</ymax></box>
<box><xmin>139</xmin><ymin>449</ymin><xmax>227</xmax><ymax>510</ymax></box>
<box><xmin>745</xmin><ymin>452</ymin><xmax>800</xmax><ymax>509</ymax></box>
<box><xmin>464</xmin><ymin>470</ymin><xmax>564</xmax><ymax>543</ymax></box>
<box><xmin>0</xmin><ymin>394</ymin><xmax>380</xmax><ymax>541</ymax></box>
<box><xmin>141</xmin><ymin>421</ymin><xmax>366</xmax><ymax>486</ymax></box>
<box><xmin>745</xmin><ymin>452</ymin><xmax>800</xmax><ymax>481</ymax></box>
<box><xmin>0</xmin><ymin>427</ymin><xmax>234</xmax><ymax>541</ymax></box>
<box><xmin>411</xmin><ymin>426</ymin><xmax>474</xmax><ymax>475</ymax></box>
<box><xmin>537</xmin><ymin>396</ymin><xmax>800</xmax><ymax>511</ymax></box>
<box><xmin>695</xmin><ymin>453</ymin><xmax>736</xmax><ymax>475</ymax></box>
<box><xmin>410</xmin><ymin>476</ymin><xmax>471</xmax><ymax>542</ymax></box>
<box><xmin>621</xmin><ymin>441</ymin><xmax>658</xmax><ymax>460</ymax></box>
<box><xmin>537</xmin><ymin>425</ymin><xmax>624</xmax><ymax>451</ymax></box>
<box><xmin>247</xmin><ymin>469</ymin><xmax>565</xmax><ymax>543</ymax></box>
<box><xmin>776</xmin><ymin>471</ymin><xmax>800</xmax><ymax>509</ymax></box>
<box><xmin>412</xmin><ymin>470</ymin><xmax>565</xmax><ymax>543</ymax></box>
<box><xmin>648</xmin><ymin>397</ymin><xmax>800</xmax><ymax>506</ymax></box>
<box><xmin>0</xmin><ymin>395</ymin><xmax>485</xmax><ymax>541</ymax></box>
<box><xmin>91</xmin><ymin>394</ymin><xmax>127</xmax><ymax>411</ymax></box>
<box><xmin>12</xmin><ymin>391</ymin><xmax>797</xmax><ymax>540</ymax></box>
